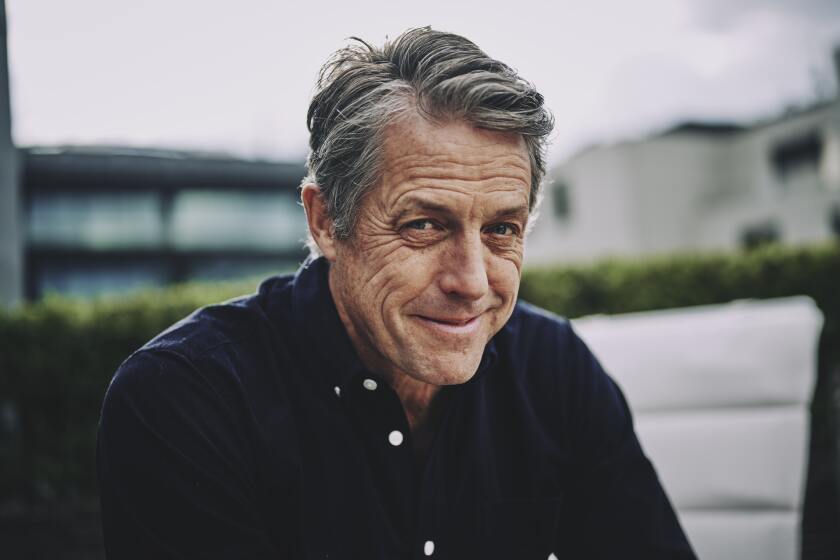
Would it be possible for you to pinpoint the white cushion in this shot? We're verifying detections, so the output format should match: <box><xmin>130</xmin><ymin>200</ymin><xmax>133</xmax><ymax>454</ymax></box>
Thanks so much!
<box><xmin>635</xmin><ymin>407</ymin><xmax>807</xmax><ymax>509</ymax></box>
<box><xmin>573</xmin><ymin>296</ymin><xmax>822</xmax><ymax>412</ymax></box>
<box><xmin>572</xmin><ymin>296</ymin><xmax>823</xmax><ymax>560</ymax></box>
<box><xmin>680</xmin><ymin>511</ymin><xmax>798</xmax><ymax>560</ymax></box>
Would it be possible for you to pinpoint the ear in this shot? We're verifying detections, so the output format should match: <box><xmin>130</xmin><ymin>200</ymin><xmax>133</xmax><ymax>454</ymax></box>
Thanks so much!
<box><xmin>301</xmin><ymin>183</ymin><xmax>337</xmax><ymax>261</ymax></box>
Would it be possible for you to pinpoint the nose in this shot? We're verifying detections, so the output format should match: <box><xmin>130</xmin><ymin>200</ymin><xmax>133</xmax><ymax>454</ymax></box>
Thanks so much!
<box><xmin>437</xmin><ymin>232</ymin><xmax>489</xmax><ymax>302</ymax></box>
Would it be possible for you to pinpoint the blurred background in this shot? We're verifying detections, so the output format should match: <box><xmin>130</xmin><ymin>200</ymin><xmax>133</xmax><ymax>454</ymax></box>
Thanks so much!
<box><xmin>1</xmin><ymin>0</ymin><xmax>839</xmax><ymax>558</ymax></box>
<box><xmin>2</xmin><ymin>0</ymin><xmax>840</xmax><ymax>301</ymax></box>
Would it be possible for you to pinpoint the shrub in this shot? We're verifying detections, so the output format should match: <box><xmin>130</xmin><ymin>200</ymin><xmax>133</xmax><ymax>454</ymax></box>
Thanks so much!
<box><xmin>0</xmin><ymin>279</ymin><xmax>256</xmax><ymax>499</ymax></box>
<box><xmin>0</xmin><ymin>242</ymin><xmax>838</xmax><ymax>501</ymax></box>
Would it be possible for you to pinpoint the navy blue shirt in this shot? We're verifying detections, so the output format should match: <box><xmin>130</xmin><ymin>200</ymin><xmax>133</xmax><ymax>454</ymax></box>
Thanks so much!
<box><xmin>97</xmin><ymin>257</ymin><xmax>696</xmax><ymax>559</ymax></box>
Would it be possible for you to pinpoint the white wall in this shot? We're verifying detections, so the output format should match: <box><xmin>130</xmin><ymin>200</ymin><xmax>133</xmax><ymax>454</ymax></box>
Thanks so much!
<box><xmin>527</xmin><ymin>100</ymin><xmax>840</xmax><ymax>266</ymax></box>
<box><xmin>527</xmin><ymin>145</ymin><xmax>641</xmax><ymax>264</ymax></box>
<box><xmin>625</xmin><ymin>135</ymin><xmax>732</xmax><ymax>253</ymax></box>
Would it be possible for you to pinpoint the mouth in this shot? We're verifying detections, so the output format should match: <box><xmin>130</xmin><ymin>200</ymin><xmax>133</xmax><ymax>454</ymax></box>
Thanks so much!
<box><xmin>414</xmin><ymin>314</ymin><xmax>482</xmax><ymax>336</ymax></box>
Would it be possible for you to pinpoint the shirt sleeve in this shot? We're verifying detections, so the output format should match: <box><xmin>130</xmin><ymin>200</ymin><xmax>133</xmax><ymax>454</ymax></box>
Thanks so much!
<box><xmin>96</xmin><ymin>350</ymin><xmax>284</xmax><ymax>559</ymax></box>
<box><xmin>561</xmin><ymin>324</ymin><xmax>698</xmax><ymax>559</ymax></box>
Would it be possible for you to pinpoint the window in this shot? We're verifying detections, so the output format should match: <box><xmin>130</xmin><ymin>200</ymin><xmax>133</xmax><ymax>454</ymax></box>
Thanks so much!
<box><xmin>740</xmin><ymin>220</ymin><xmax>780</xmax><ymax>250</ymax></box>
<box><xmin>187</xmin><ymin>257</ymin><xmax>299</xmax><ymax>282</ymax></box>
<box><xmin>170</xmin><ymin>190</ymin><xmax>305</xmax><ymax>250</ymax></box>
<box><xmin>27</xmin><ymin>192</ymin><xmax>163</xmax><ymax>248</ymax></box>
<box><xmin>36</xmin><ymin>262</ymin><xmax>168</xmax><ymax>297</ymax></box>
<box><xmin>831</xmin><ymin>204</ymin><xmax>840</xmax><ymax>240</ymax></box>
<box><xmin>551</xmin><ymin>181</ymin><xmax>571</xmax><ymax>220</ymax></box>
<box><xmin>770</xmin><ymin>132</ymin><xmax>822</xmax><ymax>183</ymax></box>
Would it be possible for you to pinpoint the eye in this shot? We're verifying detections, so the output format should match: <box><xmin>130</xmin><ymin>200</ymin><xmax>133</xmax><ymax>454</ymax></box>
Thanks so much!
<box><xmin>486</xmin><ymin>223</ymin><xmax>519</xmax><ymax>236</ymax></box>
<box><xmin>404</xmin><ymin>219</ymin><xmax>438</xmax><ymax>231</ymax></box>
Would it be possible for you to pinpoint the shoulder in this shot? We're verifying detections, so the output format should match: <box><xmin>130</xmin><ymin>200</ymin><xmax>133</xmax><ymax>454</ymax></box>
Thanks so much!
<box><xmin>499</xmin><ymin>300</ymin><xmax>580</xmax><ymax>368</ymax></box>
<box><xmin>140</xmin><ymin>273</ymin><xmax>294</xmax><ymax>363</ymax></box>
<box><xmin>103</xmin><ymin>274</ymin><xmax>296</xmax><ymax>416</ymax></box>
<box><xmin>491</xmin><ymin>301</ymin><xmax>583</xmax><ymax>420</ymax></box>
<box><xmin>496</xmin><ymin>301</ymin><xmax>629</xmax><ymax>445</ymax></box>
<box><xmin>500</xmin><ymin>299</ymin><xmax>622</xmax><ymax>397</ymax></box>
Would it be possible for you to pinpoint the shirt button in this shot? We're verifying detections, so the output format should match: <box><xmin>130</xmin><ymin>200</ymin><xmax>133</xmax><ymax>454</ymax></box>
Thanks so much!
<box><xmin>424</xmin><ymin>540</ymin><xmax>435</xmax><ymax>556</ymax></box>
<box><xmin>362</xmin><ymin>378</ymin><xmax>378</xmax><ymax>391</ymax></box>
<box><xmin>388</xmin><ymin>430</ymin><xmax>404</xmax><ymax>446</ymax></box>
<box><xmin>548</xmin><ymin>554</ymin><xmax>558</xmax><ymax>560</ymax></box>
<box><xmin>333</xmin><ymin>386</ymin><xmax>341</xmax><ymax>397</ymax></box>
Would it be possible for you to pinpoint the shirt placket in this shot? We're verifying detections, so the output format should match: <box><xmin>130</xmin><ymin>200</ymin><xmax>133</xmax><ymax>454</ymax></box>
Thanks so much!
<box><xmin>413</xmin><ymin>387</ymin><xmax>464</xmax><ymax>560</ymax></box>
<box><xmin>344</xmin><ymin>373</ymin><xmax>419</xmax><ymax>557</ymax></box>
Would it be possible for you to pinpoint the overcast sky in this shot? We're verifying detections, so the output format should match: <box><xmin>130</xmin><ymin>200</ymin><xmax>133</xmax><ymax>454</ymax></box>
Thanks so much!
<box><xmin>6</xmin><ymin>0</ymin><xmax>840</xmax><ymax>165</ymax></box>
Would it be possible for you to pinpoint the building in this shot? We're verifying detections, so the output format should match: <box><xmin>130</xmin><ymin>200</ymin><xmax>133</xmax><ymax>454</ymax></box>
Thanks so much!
<box><xmin>526</xmin><ymin>52</ymin><xmax>840</xmax><ymax>265</ymax></box>
<box><xmin>0</xmin><ymin>0</ymin><xmax>21</xmax><ymax>306</ymax></box>
<box><xmin>0</xmin><ymin>1</ymin><xmax>311</xmax><ymax>303</ymax></box>
<box><xmin>21</xmin><ymin>147</ymin><xmax>307</xmax><ymax>299</ymax></box>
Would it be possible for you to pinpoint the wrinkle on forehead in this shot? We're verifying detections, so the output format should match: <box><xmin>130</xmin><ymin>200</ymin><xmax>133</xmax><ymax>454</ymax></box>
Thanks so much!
<box><xmin>386</xmin><ymin>153</ymin><xmax>530</xmax><ymax>183</ymax></box>
<box><xmin>376</xmin><ymin>116</ymin><xmax>531</xmax><ymax>210</ymax></box>
<box><xmin>382</xmin><ymin>115</ymin><xmax>528</xmax><ymax>165</ymax></box>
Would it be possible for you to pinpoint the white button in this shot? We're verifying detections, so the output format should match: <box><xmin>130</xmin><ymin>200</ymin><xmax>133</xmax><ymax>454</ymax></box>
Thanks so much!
<box><xmin>362</xmin><ymin>378</ymin><xmax>378</xmax><ymax>391</ymax></box>
<box><xmin>333</xmin><ymin>386</ymin><xmax>341</xmax><ymax>397</ymax></box>
<box><xmin>548</xmin><ymin>554</ymin><xmax>558</xmax><ymax>560</ymax></box>
<box><xmin>388</xmin><ymin>430</ymin><xmax>404</xmax><ymax>446</ymax></box>
<box><xmin>424</xmin><ymin>540</ymin><xmax>435</xmax><ymax>556</ymax></box>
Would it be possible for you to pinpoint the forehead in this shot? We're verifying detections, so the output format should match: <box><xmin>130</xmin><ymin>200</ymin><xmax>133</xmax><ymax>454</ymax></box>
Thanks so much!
<box><xmin>376</xmin><ymin>115</ymin><xmax>531</xmax><ymax>210</ymax></box>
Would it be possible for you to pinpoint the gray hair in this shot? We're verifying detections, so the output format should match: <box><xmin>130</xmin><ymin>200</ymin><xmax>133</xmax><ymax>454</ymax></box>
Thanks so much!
<box><xmin>302</xmin><ymin>27</ymin><xmax>554</xmax><ymax>254</ymax></box>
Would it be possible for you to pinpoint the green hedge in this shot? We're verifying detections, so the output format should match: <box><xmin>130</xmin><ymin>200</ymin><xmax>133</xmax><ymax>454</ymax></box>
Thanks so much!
<box><xmin>519</xmin><ymin>242</ymin><xmax>840</xmax><ymax>403</ymax></box>
<box><xmin>1</xmin><ymin>242</ymin><xmax>839</xmax><ymax>501</ymax></box>
<box><xmin>0</xmin><ymin>280</ymin><xmax>255</xmax><ymax>500</ymax></box>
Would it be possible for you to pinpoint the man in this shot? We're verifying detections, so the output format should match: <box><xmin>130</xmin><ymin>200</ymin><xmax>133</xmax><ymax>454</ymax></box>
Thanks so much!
<box><xmin>97</xmin><ymin>28</ymin><xmax>696</xmax><ymax>559</ymax></box>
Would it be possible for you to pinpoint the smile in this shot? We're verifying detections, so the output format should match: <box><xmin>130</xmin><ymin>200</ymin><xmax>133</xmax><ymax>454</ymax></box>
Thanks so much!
<box><xmin>414</xmin><ymin>314</ymin><xmax>482</xmax><ymax>336</ymax></box>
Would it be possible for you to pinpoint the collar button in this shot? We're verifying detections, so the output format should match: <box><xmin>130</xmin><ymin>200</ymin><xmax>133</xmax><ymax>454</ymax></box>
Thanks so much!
<box><xmin>362</xmin><ymin>378</ymin><xmax>378</xmax><ymax>391</ymax></box>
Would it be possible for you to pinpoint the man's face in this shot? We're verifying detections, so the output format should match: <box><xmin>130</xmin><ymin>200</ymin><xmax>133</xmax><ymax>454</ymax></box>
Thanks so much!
<box><xmin>327</xmin><ymin>115</ymin><xmax>531</xmax><ymax>387</ymax></box>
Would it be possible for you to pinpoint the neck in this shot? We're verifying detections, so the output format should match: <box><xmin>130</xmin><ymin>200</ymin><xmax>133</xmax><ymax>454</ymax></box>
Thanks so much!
<box><xmin>388</xmin><ymin>374</ymin><xmax>442</xmax><ymax>433</ymax></box>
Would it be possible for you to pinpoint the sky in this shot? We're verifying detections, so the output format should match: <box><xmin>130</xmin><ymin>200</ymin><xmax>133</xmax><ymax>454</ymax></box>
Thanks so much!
<box><xmin>5</xmin><ymin>0</ymin><xmax>840</xmax><ymax>166</ymax></box>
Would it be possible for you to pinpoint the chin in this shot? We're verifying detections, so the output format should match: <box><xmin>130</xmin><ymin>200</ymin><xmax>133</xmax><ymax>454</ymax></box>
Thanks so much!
<box><xmin>408</xmin><ymin>352</ymin><xmax>483</xmax><ymax>386</ymax></box>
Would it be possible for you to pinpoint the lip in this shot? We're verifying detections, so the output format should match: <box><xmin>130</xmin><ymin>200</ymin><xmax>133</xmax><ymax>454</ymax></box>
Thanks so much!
<box><xmin>414</xmin><ymin>314</ymin><xmax>482</xmax><ymax>336</ymax></box>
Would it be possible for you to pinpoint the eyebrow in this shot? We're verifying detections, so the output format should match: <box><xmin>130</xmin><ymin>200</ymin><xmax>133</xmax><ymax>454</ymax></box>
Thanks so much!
<box><xmin>393</xmin><ymin>199</ymin><xmax>453</xmax><ymax>223</ymax></box>
<box><xmin>392</xmin><ymin>197</ymin><xmax>529</xmax><ymax>224</ymax></box>
<box><xmin>491</xmin><ymin>204</ymin><xmax>530</xmax><ymax>223</ymax></box>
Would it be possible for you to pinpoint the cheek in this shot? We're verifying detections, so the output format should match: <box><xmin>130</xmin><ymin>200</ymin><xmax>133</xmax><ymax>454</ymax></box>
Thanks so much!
<box><xmin>489</xmin><ymin>257</ymin><xmax>522</xmax><ymax>304</ymax></box>
<box><xmin>353</xmin><ymin>247</ymin><xmax>438</xmax><ymax>322</ymax></box>
<box><xmin>378</xmin><ymin>251</ymin><xmax>439</xmax><ymax>309</ymax></box>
